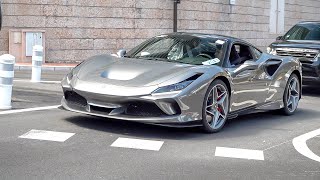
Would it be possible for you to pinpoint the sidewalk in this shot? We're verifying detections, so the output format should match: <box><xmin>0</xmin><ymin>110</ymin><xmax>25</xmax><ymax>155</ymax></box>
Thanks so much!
<box><xmin>15</xmin><ymin>62</ymin><xmax>77</xmax><ymax>71</ymax></box>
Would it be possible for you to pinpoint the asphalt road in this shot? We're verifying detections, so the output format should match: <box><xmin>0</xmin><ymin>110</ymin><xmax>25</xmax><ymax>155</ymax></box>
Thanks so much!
<box><xmin>0</xmin><ymin>71</ymin><xmax>320</xmax><ymax>179</ymax></box>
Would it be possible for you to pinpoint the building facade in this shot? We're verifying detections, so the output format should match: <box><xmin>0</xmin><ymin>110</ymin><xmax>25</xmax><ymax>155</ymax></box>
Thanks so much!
<box><xmin>0</xmin><ymin>0</ymin><xmax>319</xmax><ymax>63</ymax></box>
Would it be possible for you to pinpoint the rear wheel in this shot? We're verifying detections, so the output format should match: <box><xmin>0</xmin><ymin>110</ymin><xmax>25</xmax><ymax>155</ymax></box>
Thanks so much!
<box><xmin>282</xmin><ymin>74</ymin><xmax>300</xmax><ymax>115</ymax></box>
<box><xmin>202</xmin><ymin>80</ymin><xmax>230</xmax><ymax>133</ymax></box>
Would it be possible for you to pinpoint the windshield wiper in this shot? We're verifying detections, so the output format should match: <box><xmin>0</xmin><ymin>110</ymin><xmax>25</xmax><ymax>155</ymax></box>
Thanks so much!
<box><xmin>134</xmin><ymin>57</ymin><xmax>167</xmax><ymax>61</ymax></box>
<box><xmin>133</xmin><ymin>56</ymin><xmax>191</xmax><ymax>64</ymax></box>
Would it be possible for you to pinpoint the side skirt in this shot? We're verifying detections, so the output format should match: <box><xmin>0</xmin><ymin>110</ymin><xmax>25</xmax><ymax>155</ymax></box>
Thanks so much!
<box><xmin>228</xmin><ymin>101</ymin><xmax>282</xmax><ymax>119</ymax></box>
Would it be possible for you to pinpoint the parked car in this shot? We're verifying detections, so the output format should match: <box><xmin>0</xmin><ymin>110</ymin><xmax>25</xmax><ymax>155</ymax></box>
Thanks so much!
<box><xmin>61</xmin><ymin>33</ymin><xmax>302</xmax><ymax>133</ymax></box>
<box><xmin>267</xmin><ymin>21</ymin><xmax>320</xmax><ymax>84</ymax></box>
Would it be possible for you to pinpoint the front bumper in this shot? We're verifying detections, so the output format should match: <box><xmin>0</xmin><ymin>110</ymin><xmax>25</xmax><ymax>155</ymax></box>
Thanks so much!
<box><xmin>62</xmin><ymin>96</ymin><xmax>183</xmax><ymax>123</ymax></box>
<box><xmin>60</xmin><ymin>88</ymin><xmax>203</xmax><ymax>127</ymax></box>
<box><xmin>61</xmin><ymin>97</ymin><xmax>202</xmax><ymax>127</ymax></box>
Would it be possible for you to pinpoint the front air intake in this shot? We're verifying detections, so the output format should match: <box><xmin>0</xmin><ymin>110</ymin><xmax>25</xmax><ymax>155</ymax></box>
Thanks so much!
<box><xmin>125</xmin><ymin>102</ymin><xmax>167</xmax><ymax>117</ymax></box>
<box><xmin>64</xmin><ymin>91</ymin><xmax>87</xmax><ymax>107</ymax></box>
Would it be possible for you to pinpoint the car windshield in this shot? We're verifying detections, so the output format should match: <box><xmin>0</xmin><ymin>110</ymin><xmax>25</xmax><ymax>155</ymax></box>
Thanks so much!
<box><xmin>126</xmin><ymin>34</ymin><xmax>226</xmax><ymax>65</ymax></box>
<box><xmin>283</xmin><ymin>23</ymin><xmax>320</xmax><ymax>41</ymax></box>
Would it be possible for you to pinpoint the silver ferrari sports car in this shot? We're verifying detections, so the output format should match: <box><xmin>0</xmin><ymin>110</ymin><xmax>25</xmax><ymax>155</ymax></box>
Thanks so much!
<box><xmin>61</xmin><ymin>33</ymin><xmax>302</xmax><ymax>133</ymax></box>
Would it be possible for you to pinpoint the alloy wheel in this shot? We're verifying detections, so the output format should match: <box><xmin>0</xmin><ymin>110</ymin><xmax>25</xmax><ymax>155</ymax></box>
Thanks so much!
<box><xmin>205</xmin><ymin>84</ymin><xmax>229</xmax><ymax>130</ymax></box>
<box><xmin>287</xmin><ymin>77</ymin><xmax>300</xmax><ymax>113</ymax></box>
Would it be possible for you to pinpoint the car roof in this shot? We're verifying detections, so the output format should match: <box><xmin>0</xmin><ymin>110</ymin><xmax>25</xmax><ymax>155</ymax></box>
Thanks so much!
<box><xmin>298</xmin><ymin>21</ymin><xmax>320</xmax><ymax>24</ymax></box>
<box><xmin>162</xmin><ymin>32</ymin><xmax>258</xmax><ymax>50</ymax></box>
<box><xmin>165</xmin><ymin>32</ymin><xmax>241</xmax><ymax>41</ymax></box>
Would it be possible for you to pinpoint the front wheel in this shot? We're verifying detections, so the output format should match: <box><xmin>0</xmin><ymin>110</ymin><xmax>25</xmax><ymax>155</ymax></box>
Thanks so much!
<box><xmin>202</xmin><ymin>80</ymin><xmax>230</xmax><ymax>133</ymax></box>
<box><xmin>282</xmin><ymin>74</ymin><xmax>300</xmax><ymax>115</ymax></box>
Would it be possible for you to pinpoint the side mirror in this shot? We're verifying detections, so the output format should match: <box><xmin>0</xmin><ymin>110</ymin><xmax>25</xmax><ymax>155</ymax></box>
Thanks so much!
<box><xmin>276</xmin><ymin>36</ymin><xmax>283</xmax><ymax>40</ymax></box>
<box><xmin>117</xmin><ymin>49</ymin><xmax>126</xmax><ymax>57</ymax></box>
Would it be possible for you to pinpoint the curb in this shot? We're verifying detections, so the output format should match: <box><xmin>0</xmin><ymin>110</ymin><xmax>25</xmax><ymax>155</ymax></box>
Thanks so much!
<box><xmin>14</xmin><ymin>64</ymin><xmax>75</xmax><ymax>71</ymax></box>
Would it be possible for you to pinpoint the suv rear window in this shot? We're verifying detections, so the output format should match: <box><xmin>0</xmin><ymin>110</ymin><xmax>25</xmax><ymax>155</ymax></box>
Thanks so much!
<box><xmin>283</xmin><ymin>23</ymin><xmax>320</xmax><ymax>41</ymax></box>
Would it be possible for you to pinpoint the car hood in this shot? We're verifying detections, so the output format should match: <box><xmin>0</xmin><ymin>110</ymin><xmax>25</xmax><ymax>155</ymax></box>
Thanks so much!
<box><xmin>76</xmin><ymin>55</ymin><xmax>194</xmax><ymax>87</ymax></box>
<box><xmin>270</xmin><ymin>40</ymin><xmax>320</xmax><ymax>50</ymax></box>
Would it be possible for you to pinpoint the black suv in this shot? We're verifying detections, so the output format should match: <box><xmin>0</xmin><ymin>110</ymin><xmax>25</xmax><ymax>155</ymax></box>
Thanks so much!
<box><xmin>267</xmin><ymin>21</ymin><xmax>320</xmax><ymax>83</ymax></box>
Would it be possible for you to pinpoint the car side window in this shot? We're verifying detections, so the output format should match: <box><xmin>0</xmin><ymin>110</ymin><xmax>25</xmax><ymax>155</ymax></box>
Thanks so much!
<box><xmin>251</xmin><ymin>47</ymin><xmax>262</xmax><ymax>59</ymax></box>
<box><xmin>229</xmin><ymin>43</ymin><xmax>254</xmax><ymax>67</ymax></box>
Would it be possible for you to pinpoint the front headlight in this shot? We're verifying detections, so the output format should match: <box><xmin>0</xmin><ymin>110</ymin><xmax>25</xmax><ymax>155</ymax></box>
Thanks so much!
<box><xmin>65</xmin><ymin>61</ymin><xmax>85</xmax><ymax>84</ymax></box>
<box><xmin>66</xmin><ymin>71</ymin><xmax>74</xmax><ymax>84</ymax></box>
<box><xmin>267</xmin><ymin>46</ymin><xmax>276</xmax><ymax>55</ymax></box>
<box><xmin>152</xmin><ymin>80</ymin><xmax>193</xmax><ymax>94</ymax></box>
<box><xmin>267</xmin><ymin>47</ymin><xmax>271</xmax><ymax>53</ymax></box>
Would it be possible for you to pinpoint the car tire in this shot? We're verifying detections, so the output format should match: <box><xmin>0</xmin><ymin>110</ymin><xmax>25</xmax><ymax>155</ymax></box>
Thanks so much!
<box><xmin>202</xmin><ymin>79</ymin><xmax>230</xmax><ymax>133</ymax></box>
<box><xmin>282</xmin><ymin>74</ymin><xmax>300</xmax><ymax>115</ymax></box>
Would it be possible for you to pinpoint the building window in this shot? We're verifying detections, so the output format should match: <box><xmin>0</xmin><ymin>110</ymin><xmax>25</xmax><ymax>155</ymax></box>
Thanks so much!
<box><xmin>270</xmin><ymin>0</ymin><xmax>285</xmax><ymax>34</ymax></box>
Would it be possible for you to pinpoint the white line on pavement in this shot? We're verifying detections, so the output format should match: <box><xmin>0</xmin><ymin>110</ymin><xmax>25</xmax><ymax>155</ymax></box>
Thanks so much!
<box><xmin>14</xmin><ymin>79</ymin><xmax>61</xmax><ymax>84</ymax></box>
<box><xmin>111</xmin><ymin>137</ymin><xmax>164</xmax><ymax>151</ymax></box>
<box><xmin>293</xmin><ymin>128</ymin><xmax>320</xmax><ymax>163</ymax></box>
<box><xmin>19</xmin><ymin>129</ymin><xmax>75</xmax><ymax>142</ymax></box>
<box><xmin>0</xmin><ymin>105</ymin><xmax>60</xmax><ymax>115</ymax></box>
<box><xmin>215</xmin><ymin>147</ymin><xmax>264</xmax><ymax>160</ymax></box>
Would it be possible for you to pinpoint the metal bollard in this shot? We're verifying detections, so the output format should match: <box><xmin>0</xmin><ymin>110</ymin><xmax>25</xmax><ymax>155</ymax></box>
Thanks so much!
<box><xmin>31</xmin><ymin>45</ymin><xmax>43</xmax><ymax>82</ymax></box>
<box><xmin>0</xmin><ymin>54</ymin><xmax>15</xmax><ymax>110</ymax></box>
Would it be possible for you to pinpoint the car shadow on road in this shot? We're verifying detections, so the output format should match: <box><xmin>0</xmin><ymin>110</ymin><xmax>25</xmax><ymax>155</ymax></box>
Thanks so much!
<box><xmin>65</xmin><ymin>115</ymin><xmax>202</xmax><ymax>140</ymax></box>
<box><xmin>302</xmin><ymin>85</ymin><xmax>320</xmax><ymax>97</ymax></box>
<box><xmin>64</xmin><ymin>107</ymin><xmax>319</xmax><ymax>140</ymax></box>
<box><xmin>217</xmin><ymin>108</ymin><xmax>316</xmax><ymax>138</ymax></box>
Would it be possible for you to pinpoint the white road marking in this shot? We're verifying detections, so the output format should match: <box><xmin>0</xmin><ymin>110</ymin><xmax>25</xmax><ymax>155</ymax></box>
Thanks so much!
<box><xmin>0</xmin><ymin>105</ymin><xmax>60</xmax><ymax>115</ymax></box>
<box><xmin>19</xmin><ymin>129</ymin><xmax>75</xmax><ymax>142</ymax></box>
<box><xmin>215</xmin><ymin>147</ymin><xmax>264</xmax><ymax>160</ymax></box>
<box><xmin>292</xmin><ymin>128</ymin><xmax>320</xmax><ymax>162</ymax></box>
<box><xmin>14</xmin><ymin>79</ymin><xmax>61</xmax><ymax>84</ymax></box>
<box><xmin>111</xmin><ymin>137</ymin><xmax>164</xmax><ymax>151</ymax></box>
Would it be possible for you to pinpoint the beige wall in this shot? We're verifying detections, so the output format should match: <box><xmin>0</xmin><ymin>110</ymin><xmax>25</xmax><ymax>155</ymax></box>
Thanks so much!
<box><xmin>0</xmin><ymin>0</ymin><xmax>319</xmax><ymax>63</ymax></box>
<box><xmin>178</xmin><ymin>0</ymin><xmax>320</xmax><ymax>50</ymax></box>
